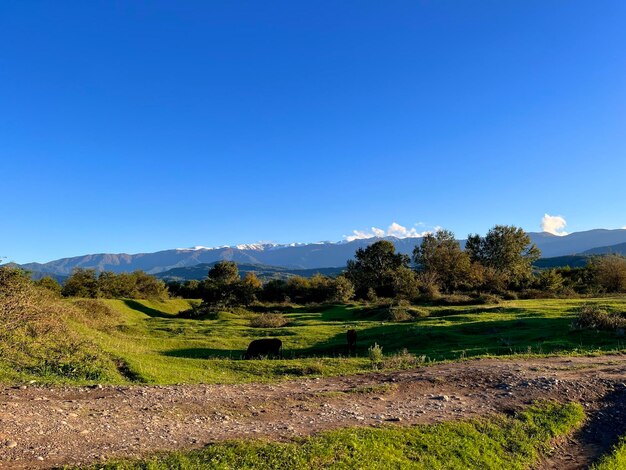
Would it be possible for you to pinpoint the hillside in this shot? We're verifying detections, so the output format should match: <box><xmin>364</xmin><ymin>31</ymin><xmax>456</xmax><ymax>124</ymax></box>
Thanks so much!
<box><xmin>156</xmin><ymin>263</ymin><xmax>345</xmax><ymax>282</ymax></box>
<box><xmin>583</xmin><ymin>242</ymin><xmax>626</xmax><ymax>256</ymax></box>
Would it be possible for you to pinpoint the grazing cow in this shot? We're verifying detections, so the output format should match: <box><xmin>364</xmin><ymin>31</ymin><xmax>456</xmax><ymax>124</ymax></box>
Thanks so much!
<box><xmin>347</xmin><ymin>329</ymin><xmax>357</xmax><ymax>352</ymax></box>
<box><xmin>244</xmin><ymin>338</ymin><xmax>282</xmax><ymax>359</ymax></box>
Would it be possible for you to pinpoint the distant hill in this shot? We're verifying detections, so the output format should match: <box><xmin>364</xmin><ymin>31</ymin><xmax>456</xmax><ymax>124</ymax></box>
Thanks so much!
<box><xmin>156</xmin><ymin>263</ymin><xmax>345</xmax><ymax>282</ymax></box>
<box><xmin>583</xmin><ymin>242</ymin><xmax>626</xmax><ymax>256</ymax></box>
<box><xmin>533</xmin><ymin>256</ymin><xmax>590</xmax><ymax>269</ymax></box>
<box><xmin>15</xmin><ymin>228</ymin><xmax>626</xmax><ymax>277</ymax></box>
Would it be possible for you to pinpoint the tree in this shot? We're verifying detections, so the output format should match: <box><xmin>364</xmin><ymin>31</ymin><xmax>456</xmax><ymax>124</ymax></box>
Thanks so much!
<box><xmin>201</xmin><ymin>261</ymin><xmax>242</xmax><ymax>307</ymax></box>
<box><xmin>132</xmin><ymin>271</ymin><xmax>169</xmax><ymax>300</ymax></box>
<box><xmin>62</xmin><ymin>268</ymin><xmax>99</xmax><ymax>298</ymax></box>
<box><xmin>392</xmin><ymin>266</ymin><xmax>421</xmax><ymax>300</ymax></box>
<box><xmin>345</xmin><ymin>240</ymin><xmax>411</xmax><ymax>298</ymax></box>
<box><xmin>413</xmin><ymin>229</ymin><xmax>471</xmax><ymax>293</ymax></box>
<box><xmin>590</xmin><ymin>255</ymin><xmax>626</xmax><ymax>293</ymax></box>
<box><xmin>465</xmin><ymin>225</ymin><xmax>541</xmax><ymax>287</ymax></box>
<box><xmin>34</xmin><ymin>276</ymin><xmax>62</xmax><ymax>296</ymax></box>
<box><xmin>331</xmin><ymin>275</ymin><xmax>355</xmax><ymax>303</ymax></box>
<box><xmin>536</xmin><ymin>269</ymin><xmax>565</xmax><ymax>293</ymax></box>
<box><xmin>208</xmin><ymin>261</ymin><xmax>240</xmax><ymax>285</ymax></box>
<box><xmin>238</xmin><ymin>272</ymin><xmax>262</xmax><ymax>305</ymax></box>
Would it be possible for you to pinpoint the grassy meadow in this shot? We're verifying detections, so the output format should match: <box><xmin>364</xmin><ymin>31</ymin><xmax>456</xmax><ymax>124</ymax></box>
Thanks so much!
<box><xmin>43</xmin><ymin>295</ymin><xmax>626</xmax><ymax>385</ymax></box>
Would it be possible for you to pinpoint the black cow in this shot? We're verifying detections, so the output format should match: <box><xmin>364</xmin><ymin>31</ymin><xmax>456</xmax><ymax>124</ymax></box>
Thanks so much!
<box><xmin>244</xmin><ymin>338</ymin><xmax>283</xmax><ymax>359</ymax></box>
<box><xmin>347</xmin><ymin>329</ymin><xmax>357</xmax><ymax>352</ymax></box>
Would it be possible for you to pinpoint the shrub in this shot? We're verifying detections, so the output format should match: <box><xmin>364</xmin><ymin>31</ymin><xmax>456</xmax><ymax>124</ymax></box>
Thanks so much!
<box><xmin>368</xmin><ymin>343</ymin><xmax>384</xmax><ymax>370</ymax></box>
<box><xmin>382</xmin><ymin>348</ymin><xmax>427</xmax><ymax>369</ymax></box>
<box><xmin>0</xmin><ymin>266</ymin><xmax>115</xmax><ymax>381</ymax></box>
<box><xmin>519</xmin><ymin>289</ymin><xmax>555</xmax><ymax>300</ymax></box>
<box><xmin>71</xmin><ymin>299</ymin><xmax>120</xmax><ymax>329</ymax></box>
<box><xmin>249</xmin><ymin>313</ymin><xmax>289</xmax><ymax>328</ymax></box>
<box><xmin>502</xmin><ymin>291</ymin><xmax>518</xmax><ymax>300</ymax></box>
<box><xmin>572</xmin><ymin>304</ymin><xmax>626</xmax><ymax>331</ymax></box>
<box><xmin>434</xmin><ymin>294</ymin><xmax>475</xmax><ymax>306</ymax></box>
<box><xmin>388</xmin><ymin>305</ymin><xmax>412</xmax><ymax>322</ymax></box>
<box><xmin>475</xmin><ymin>293</ymin><xmax>501</xmax><ymax>305</ymax></box>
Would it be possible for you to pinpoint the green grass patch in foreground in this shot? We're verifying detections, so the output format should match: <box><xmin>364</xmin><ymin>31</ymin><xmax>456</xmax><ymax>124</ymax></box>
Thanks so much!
<box><xmin>82</xmin><ymin>401</ymin><xmax>584</xmax><ymax>470</ymax></box>
<box><xmin>591</xmin><ymin>436</ymin><xmax>626</xmax><ymax>470</ymax></box>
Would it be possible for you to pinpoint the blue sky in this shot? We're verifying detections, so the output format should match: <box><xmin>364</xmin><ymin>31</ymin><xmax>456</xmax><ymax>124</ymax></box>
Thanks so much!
<box><xmin>1</xmin><ymin>1</ymin><xmax>625</xmax><ymax>263</ymax></box>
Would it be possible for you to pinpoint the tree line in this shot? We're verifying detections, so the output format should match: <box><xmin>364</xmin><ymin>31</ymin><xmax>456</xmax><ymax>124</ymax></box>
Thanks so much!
<box><xmin>36</xmin><ymin>269</ymin><xmax>169</xmax><ymax>300</ymax></box>
<box><xmin>26</xmin><ymin>224</ymin><xmax>626</xmax><ymax>306</ymax></box>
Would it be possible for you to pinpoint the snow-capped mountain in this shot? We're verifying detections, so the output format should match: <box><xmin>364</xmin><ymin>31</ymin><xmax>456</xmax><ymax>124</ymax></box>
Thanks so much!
<box><xmin>14</xmin><ymin>228</ymin><xmax>626</xmax><ymax>278</ymax></box>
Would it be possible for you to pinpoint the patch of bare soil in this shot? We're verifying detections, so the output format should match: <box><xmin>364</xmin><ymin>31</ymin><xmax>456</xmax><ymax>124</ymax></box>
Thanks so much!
<box><xmin>2</xmin><ymin>354</ymin><xmax>626</xmax><ymax>469</ymax></box>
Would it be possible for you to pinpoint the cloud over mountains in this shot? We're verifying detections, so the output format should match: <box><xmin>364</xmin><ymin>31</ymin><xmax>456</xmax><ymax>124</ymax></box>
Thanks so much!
<box><xmin>541</xmin><ymin>214</ymin><xmax>568</xmax><ymax>236</ymax></box>
<box><xmin>345</xmin><ymin>222</ymin><xmax>438</xmax><ymax>242</ymax></box>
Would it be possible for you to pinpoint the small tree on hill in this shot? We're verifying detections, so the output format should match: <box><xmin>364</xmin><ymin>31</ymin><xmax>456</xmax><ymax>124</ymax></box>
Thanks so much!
<box><xmin>62</xmin><ymin>268</ymin><xmax>99</xmax><ymax>298</ymax></box>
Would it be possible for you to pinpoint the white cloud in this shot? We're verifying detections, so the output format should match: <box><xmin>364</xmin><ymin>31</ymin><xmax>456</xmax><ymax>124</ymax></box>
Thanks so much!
<box><xmin>541</xmin><ymin>214</ymin><xmax>568</xmax><ymax>236</ymax></box>
<box><xmin>345</xmin><ymin>222</ymin><xmax>439</xmax><ymax>242</ymax></box>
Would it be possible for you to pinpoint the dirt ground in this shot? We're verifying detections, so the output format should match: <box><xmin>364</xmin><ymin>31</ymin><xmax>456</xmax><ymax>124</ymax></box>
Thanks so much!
<box><xmin>2</xmin><ymin>354</ymin><xmax>626</xmax><ymax>469</ymax></box>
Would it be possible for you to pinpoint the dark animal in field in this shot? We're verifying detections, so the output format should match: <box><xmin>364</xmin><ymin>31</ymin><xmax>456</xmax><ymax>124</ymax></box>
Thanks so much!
<box><xmin>244</xmin><ymin>338</ymin><xmax>283</xmax><ymax>359</ymax></box>
<box><xmin>347</xmin><ymin>329</ymin><xmax>357</xmax><ymax>352</ymax></box>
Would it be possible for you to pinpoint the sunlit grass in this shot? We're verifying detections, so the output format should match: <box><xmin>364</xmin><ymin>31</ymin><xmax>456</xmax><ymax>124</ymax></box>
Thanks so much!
<box><xmin>78</xmin><ymin>401</ymin><xmax>585</xmax><ymax>470</ymax></box>
<box><xmin>55</xmin><ymin>296</ymin><xmax>626</xmax><ymax>385</ymax></box>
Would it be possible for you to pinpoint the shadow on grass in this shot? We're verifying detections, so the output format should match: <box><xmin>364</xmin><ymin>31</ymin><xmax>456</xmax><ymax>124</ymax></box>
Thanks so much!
<box><xmin>122</xmin><ymin>299</ymin><xmax>173</xmax><ymax>318</ymax></box>
<box><xmin>162</xmin><ymin>348</ymin><xmax>243</xmax><ymax>359</ymax></box>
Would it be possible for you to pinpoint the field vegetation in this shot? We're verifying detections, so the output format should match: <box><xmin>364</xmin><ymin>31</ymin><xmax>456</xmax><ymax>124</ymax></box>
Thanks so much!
<box><xmin>3</xmin><ymin>224</ymin><xmax>626</xmax><ymax>386</ymax></box>
<box><xmin>80</xmin><ymin>401</ymin><xmax>584</xmax><ymax>470</ymax></box>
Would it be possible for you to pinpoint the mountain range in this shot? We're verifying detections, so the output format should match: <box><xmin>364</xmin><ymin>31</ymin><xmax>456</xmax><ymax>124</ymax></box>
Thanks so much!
<box><xmin>14</xmin><ymin>228</ymin><xmax>626</xmax><ymax>280</ymax></box>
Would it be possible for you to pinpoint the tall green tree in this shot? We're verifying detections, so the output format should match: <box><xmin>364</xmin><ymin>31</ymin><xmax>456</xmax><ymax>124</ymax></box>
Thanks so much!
<box><xmin>590</xmin><ymin>255</ymin><xmax>626</xmax><ymax>293</ymax></box>
<box><xmin>413</xmin><ymin>229</ymin><xmax>471</xmax><ymax>293</ymax></box>
<box><xmin>201</xmin><ymin>261</ymin><xmax>241</xmax><ymax>307</ymax></box>
<box><xmin>465</xmin><ymin>225</ymin><xmax>541</xmax><ymax>287</ymax></box>
<box><xmin>345</xmin><ymin>240</ymin><xmax>410</xmax><ymax>298</ymax></box>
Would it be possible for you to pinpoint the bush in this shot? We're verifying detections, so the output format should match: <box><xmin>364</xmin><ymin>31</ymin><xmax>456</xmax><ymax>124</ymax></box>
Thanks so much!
<box><xmin>388</xmin><ymin>305</ymin><xmax>412</xmax><ymax>322</ymax></box>
<box><xmin>368</xmin><ymin>343</ymin><xmax>384</xmax><ymax>370</ymax></box>
<box><xmin>475</xmin><ymin>293</ymin><xmax>501</xmax><ymax>305</ymax></box>
<box><xmin>572</xmin><ymin>304</ymin><xmax>626</xmax><ymax>331</ymax></box>
<box><xmin>519</xmin><ymin>289</ymin><xmax>555</xmax><ymax>300</ymax></box>
<box><xmin>382</xmin><ymin>348</ymin><xmax>427</xmax><ymax>369</ymax></box>
<box><xmin>502</xmin><ymin>291</ymin><xmax>518</xmax><ymax>300</ymax></box>
<box><xmin>0</xmin><ymin>267</ymin><xmax>115</xmax><ymax>381</ymax></box>
<box><xmin>71</xmin><ymin>299</ymin><xmax>120</xmax><ymax>329</ymax></box>
<box><xmin>434</xmin><ymin>294</ymin><xmax>475</xmax><ymax>306</ymax></box>
<box><xmin>249</xmin><ymin>313</ymin><xmax>289</xmax><ymax>328</ymax></box>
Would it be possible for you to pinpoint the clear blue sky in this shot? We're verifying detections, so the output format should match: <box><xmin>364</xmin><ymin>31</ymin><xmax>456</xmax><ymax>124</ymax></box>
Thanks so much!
<box><xmin>1</xmin><ymin>1</ymin><xmax>625</xmax><ymax>263</ymax></box>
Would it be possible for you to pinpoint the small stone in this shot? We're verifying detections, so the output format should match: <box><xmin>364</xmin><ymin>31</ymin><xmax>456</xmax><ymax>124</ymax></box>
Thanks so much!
<box><xmin>6</xmin><ymin>441</ymin><xmax>17</xmax><ymax>448</ymax></box>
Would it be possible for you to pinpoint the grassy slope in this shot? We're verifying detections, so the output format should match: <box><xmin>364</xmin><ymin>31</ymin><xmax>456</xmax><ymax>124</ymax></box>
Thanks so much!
<box><xmin>62</xmin><ymin>296</ymin><xmax>626</xmax><ymax>385</ymax></box>
<box><xmin>81</xmin><ymin>401</ymin><xmax>584</xmax><ymax>470</ymax></box>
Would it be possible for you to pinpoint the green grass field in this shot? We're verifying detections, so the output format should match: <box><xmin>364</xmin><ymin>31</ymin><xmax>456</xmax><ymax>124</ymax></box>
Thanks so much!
<box><xmin>57</xmin><ymin>296</ymin><xmax>626</xmax><ymax>385</ymax></box>
<box><xmin>78</xmin><ymin>401</ymin><xmax>584</xmax><ymax>470</ymax></box>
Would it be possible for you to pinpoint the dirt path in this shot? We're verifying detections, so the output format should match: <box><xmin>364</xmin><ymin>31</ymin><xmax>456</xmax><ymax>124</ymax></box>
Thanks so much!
<box><xmin>2</xmin><ymin>355</ymin><xmax>626</xmax><ymax>469</ymax></box>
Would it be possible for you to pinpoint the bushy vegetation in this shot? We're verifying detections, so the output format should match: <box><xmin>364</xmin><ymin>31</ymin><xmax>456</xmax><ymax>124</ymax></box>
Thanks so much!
<box><xmin>572</xmin><ymin>303</ymin><xmax>626</xmax><ymax>331</ymax></box>
<box><xmin>249</xmin><ymin>313</ymin><xmax>290</xmax><ymax>328</ymax></box>
<box><xmin>62</xmin><ymin>268</ymin><xmax>169</xmax><ymax>300</ymax></box>
<box><xmin>0</xmin><ymin>267</ymin><xmax>118</xmax><ymax>381</ymax></box>
<box><xmin>84</xmin><ymin>401</ymin><xmax>584</xmax><ymax>470</ymax></box>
